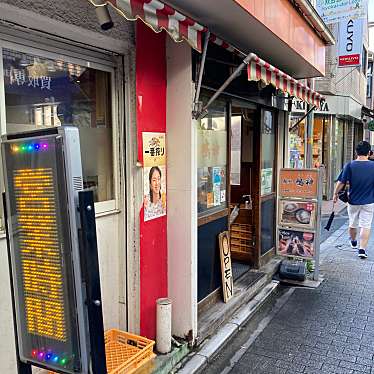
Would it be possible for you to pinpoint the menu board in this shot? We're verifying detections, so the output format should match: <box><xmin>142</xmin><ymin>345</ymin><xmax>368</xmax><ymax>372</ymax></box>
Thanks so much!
<box><xmin>277</xmin><ymin>169</ymin><xmax>321</xmax><ymax>261</ymax></box>
<box><xmin>279</xmin><ymin>169</ymin><xmax>319</xmax><ymax>199</ymax></box>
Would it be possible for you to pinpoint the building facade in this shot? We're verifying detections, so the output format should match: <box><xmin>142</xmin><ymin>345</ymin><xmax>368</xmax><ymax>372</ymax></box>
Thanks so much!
<box><xmin>0</xmin><ymin>0</ymin><xmax>332</xmax><ymax>372</ymax></box>
<box><xmin>309</xmin><ymin>15</ymin><xmax>369</xmax><ymax>198</ymax></box>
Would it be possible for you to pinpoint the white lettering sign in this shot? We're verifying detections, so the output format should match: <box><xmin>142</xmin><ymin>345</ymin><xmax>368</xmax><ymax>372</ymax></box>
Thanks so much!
<box><xmin>338</xmin><ymin>18</ymin><xmax>364</xmax><ymax>67</ymax></box>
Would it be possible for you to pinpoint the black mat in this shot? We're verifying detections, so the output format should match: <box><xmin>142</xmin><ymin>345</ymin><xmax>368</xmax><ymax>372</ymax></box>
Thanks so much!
<box><xmin>232</xmin><ymin>261</ymin><xmax>251</xmax><ymax>281</ymax></box>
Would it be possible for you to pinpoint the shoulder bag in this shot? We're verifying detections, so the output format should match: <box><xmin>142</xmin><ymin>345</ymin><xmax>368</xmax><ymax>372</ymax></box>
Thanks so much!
<box><xmin>338</xmin><ymin>162</ymin><xmax>351</xmax><ymax>203</ymax></box>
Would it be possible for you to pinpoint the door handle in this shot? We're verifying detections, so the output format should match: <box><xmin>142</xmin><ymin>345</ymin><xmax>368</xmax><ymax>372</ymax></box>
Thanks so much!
<box><xmin>242</xmin><ymin>194</ymin><xmax>252</xmax><ymax>210</ymax></box>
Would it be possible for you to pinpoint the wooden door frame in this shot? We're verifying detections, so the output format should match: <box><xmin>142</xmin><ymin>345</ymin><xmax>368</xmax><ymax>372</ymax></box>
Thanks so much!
<box><xmin>254</xmin><ymin>107</ymin><xmax>279</xmax><ymax>268</ymax></box>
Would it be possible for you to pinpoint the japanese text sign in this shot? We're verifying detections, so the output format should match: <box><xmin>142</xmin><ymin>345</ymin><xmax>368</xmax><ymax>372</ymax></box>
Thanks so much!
<box><xmin>142</xmin><ymin>132</ymin><xmax>166</xmax><ymax>167</ymax></box>
<box><xmin>279</xmin><ymin>169</ymin><xmax>319</xmax><ymax>199</ymax></box>
<box><xmin>316</xmin><ymin>0</ymin><xmax>368</xmax><ymax>24</ymax></box>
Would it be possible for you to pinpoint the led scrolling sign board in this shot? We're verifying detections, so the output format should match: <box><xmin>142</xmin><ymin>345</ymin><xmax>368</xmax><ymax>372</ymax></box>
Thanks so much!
<box><xmin>2</xmin><ymin>127</ymin><xmax>89</xmax><ymax>373</ymax></box>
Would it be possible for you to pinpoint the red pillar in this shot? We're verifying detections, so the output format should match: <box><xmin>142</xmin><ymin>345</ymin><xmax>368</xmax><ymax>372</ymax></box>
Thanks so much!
<box><xmin>136</xmin><ymin>22</ymin><xmax>168</xmax><ymax>339</ymax></box>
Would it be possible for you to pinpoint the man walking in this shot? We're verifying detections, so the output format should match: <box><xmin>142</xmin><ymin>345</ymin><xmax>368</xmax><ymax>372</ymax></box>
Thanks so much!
<box><xmin>333</xmin><ymin>141</ymin><xmax>374</xmax><ymax>259</ymax></box>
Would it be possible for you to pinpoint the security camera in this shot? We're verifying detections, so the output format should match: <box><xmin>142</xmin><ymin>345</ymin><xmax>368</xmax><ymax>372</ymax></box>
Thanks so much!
<box><xmin>95</xmin><ymin>1</ymin><xmax>114</xmax><ymax>30</ymax></box>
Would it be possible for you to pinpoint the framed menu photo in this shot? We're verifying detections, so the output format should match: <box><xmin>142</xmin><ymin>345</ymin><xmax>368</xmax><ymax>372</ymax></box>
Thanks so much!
<box><xmin>278</xmin><ymin>199</ymin><xmax>317</xmax><ymax>230</ymax></box>
<box><xmin>278</xmin><ymin>228</ymin><xmax>315</xmax><ymax>259</ymax></box>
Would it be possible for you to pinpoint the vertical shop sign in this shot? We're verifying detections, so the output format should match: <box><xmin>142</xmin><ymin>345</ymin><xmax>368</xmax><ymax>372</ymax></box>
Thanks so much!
<box><xmin>316</xmin><ymin>0</ymin><xmax>367</xmax><ymax>24</ymax></box>
<box><xmin>338</xmin><ymin>18</ymin><xmax>364</xmax><ymax>67</ymax></box>
<box><xmin>143</xmin><ymin>132</ymin><xmax>167</xmax><ymax>221</ymax></box>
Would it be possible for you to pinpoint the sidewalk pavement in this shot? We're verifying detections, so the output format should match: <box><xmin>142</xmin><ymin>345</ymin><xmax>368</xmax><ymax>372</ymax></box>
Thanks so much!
<box><xmin>203</xmin><ymin>220</ymin><xmax>374</xmax><ymax>374</ymax></box>
<box><xmin>321</xmin><ymin>199</ymin><xmax>347</xmax><ymax>216</ymax></box>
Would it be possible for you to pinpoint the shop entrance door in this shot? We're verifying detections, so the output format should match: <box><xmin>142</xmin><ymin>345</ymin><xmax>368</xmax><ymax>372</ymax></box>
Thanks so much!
<box><xmin>229</xmin><ymin>106</ymin><xmax>278</xmax><ymax>270</ymax></box>
<box><xmin>229</xmin><ymin>104</ymin><xmax>258</xmax><ymax>273</ymax></box>
<box><xmin>257</xmin><ymin>109</ymin><xmax>277</xmax><ymax>263</ymax></box>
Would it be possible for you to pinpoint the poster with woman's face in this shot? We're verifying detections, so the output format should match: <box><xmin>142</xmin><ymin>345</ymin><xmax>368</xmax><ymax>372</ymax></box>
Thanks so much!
<box><xmin>142</xmin><ymin>132</ymin><xmax>166</xmax><ymax>222</ymax></box>
<box><xmin>143</xmin><ymin>165</ymin><xmax>166</xmax><ymax>221</ymax></box>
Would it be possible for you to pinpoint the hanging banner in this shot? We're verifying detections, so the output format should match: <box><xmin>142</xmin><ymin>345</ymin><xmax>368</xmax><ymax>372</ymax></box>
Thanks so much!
<box><xmin>316</xmin><ymin>0</ymin><xmax>368</xmax><ymax>24</ymax></box>
<box><xmin>142</xmin><ymin>132</ymin><xmax>167</xmax><ymax>221</ymax></box>
<box><xmin>338</xmin><ymin>18</ymin><xmax>364</xmax><ymax>67</ymax></box>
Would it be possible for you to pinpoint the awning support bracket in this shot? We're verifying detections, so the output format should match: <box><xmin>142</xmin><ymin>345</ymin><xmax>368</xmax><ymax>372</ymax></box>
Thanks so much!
<box><xmin>289</xmin><ymin>103</ymin><xmax>317</xmax><ymax>132</ymax></box>
<box><xmin>192</xmin><ymin>31</ymin><xmax>210</xmax><ymax>118</ymax></box>
<box><xmin>192</xmin><ymin>52</ymin><xmax>255</xmax><ymax>120</ymax></box>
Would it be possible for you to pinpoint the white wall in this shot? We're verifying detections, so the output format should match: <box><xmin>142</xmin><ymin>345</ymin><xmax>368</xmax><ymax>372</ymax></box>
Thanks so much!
<box><xmin>166</xmin><ymin>39</ymin><xmax>198</xmax><ymax>340</ymax></box>
<box><xmin>0</xmin><ymin>214</ymin><xmax>121</xmax><ymax>373</ymax></box>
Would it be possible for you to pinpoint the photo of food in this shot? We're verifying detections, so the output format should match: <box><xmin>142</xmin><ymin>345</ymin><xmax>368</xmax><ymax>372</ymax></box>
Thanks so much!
<box><xmin>278</xmin><ymin>229</ymin><xmax>315</xmax><ymax>258</ymax></box>
<box><xmin>279</xmin><ymin>200</ymin><xmax>316</xmax><ymax>229</ymax></box>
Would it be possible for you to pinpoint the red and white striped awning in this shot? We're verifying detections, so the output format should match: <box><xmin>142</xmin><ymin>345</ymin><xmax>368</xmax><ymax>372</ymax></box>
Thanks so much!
<box><xmin>88</xmin><ymin>0</ymin><xmax>207</xmax><ymax>52</ymax></box>
<box><xmin>247</xmin><ymin>54</ymin><xmax>323</xmax><ymax>108</ymax></box>
<box><xmin>88</xmin><ymin>0</ymin><xmax>324</xmax><ymax>108</ymax></box>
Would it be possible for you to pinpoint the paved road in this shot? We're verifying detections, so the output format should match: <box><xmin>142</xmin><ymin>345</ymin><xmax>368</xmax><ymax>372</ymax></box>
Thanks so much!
<box><xmin>320</xmin><ymin>209</ymin><xmax>348</xmax><ymax>243</ymax></box>
<box><xmin>204</xmin><ymin>220</ymin><xmax>374</xmax><ymax>374</ymax></box>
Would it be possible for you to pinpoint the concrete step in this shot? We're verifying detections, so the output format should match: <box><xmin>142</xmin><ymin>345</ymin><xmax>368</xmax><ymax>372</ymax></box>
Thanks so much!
<box><xmin>197</xmin><ymin>257</ymin><xmax>281</xmax><ymax>344</ymax></box>
<box><xmin>175</xmin><ymin>280</ymin><xmax>281</xmax><ymax>374</ymax></box>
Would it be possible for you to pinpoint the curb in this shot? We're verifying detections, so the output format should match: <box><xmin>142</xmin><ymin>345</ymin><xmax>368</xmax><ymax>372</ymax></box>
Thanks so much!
<box><xmin>175</xmin><ymin>280</ymin><xmax>279</xmax><ymax>374</ymax></box>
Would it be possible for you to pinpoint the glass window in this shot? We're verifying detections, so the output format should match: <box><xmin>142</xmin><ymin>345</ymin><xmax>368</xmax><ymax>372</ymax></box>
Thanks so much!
<box><xmin>288</xmin><ymin>115</ymin><xmax>325</xmax><ymax>169</ymax></box>
<box><xmin>362</xmin><ymin>47</ymin><xmax>368</xmax><ymax>75</ymax></box>
<box><xmin>197</xmin><ymin>104</ymin><xmax>227</xmax><ymax>216</ymax></box>
<box><xmin>261</xmin><ymin>111</ymin><xmax>275</xmax><ymax>195</ymax></box>
<box><xmin>230</xmin><ymin>115</ymin><xmax>241</xmax><ymax>185</ymax></box>
<box><xmin>367</xmin><ymin>61</ymin><xmax>373</xmax><ymax>98</ymax></box>
<box><xmin>288</xmin><ymin>115</ymin><xmax>305</xmax><ymax>168</ymax></box>
<box><xmin>333</xmin><ymin>119</ymin><xmax>345</xmax><ymax>178</ymax></box>
<box><xmin>3</xmin><ymin>48</ymin><xmax>114</xmax><ymax>203</ymax></box>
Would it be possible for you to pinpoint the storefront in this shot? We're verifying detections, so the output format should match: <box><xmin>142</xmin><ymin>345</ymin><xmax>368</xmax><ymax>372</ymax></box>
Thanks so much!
<box><xmin>0</xmin><ymin>3</ymin><xmax>137</xmax><ymax>370</ymax></box>
<box><xmin>0</xmin><ymin>1</ymin><xmax>332</xmax><ymax>371</ymax></box>
<box><xmin>287</xmin><ymin>98</ymin><xmax>332</xmax><ymax>198</ymax></box>
<box><xmin>194</xmin><ymin>44</ymin><xmax>323</xmax><ymax>323</ymax></box>
<box><xmin>286</xmin><ymin>95</ymin><xmax>365</xmax><ymax>200</ymax></box>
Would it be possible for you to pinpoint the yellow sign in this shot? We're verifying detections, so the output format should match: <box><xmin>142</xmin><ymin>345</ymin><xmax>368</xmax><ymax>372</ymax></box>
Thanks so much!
<box><xmin>142</xmin><ymin>132</ymin><xmax>166</xmax><ymax>168</ymax></box>
<box><xmin>14</xmin><ymin>168</ymin><xmax>66</xmax><ymax>341</ymax></box>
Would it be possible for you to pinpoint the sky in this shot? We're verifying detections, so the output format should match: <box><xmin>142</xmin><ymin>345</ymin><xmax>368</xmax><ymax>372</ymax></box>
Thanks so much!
<box><xmin>370</xmin><ymin>0</ymin><xmax>374</xmax><ymax>22</ymax></box>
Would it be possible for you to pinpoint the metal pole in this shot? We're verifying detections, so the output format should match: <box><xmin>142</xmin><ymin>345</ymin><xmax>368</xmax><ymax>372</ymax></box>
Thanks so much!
<box><xmin>193</xmin><ymin>31</ymin><xmax>210</xmax><ymax>107</ymax></box>
<box><xmin>313</xmin><ymin>169</ymin><xmax>323</xmax><ymax>281</ymax></box>
<box><xmin>289</xmin><ymin>104</ymin><xmax>316</xmax><ymax>133</ymax></box>
<box><xmin>305</xmin><ymin>103</ymin><xmax>315</xmax><ymax>168</ymax></box>
<box><xmin>78</xmin><ymin>191</ymin><xmax>107</xmax><ymax>374</ymax></box>
<box><xmin>194</xmin><ymin>53</ymin><xmax>256</xmax><ymax>119</ymax></box>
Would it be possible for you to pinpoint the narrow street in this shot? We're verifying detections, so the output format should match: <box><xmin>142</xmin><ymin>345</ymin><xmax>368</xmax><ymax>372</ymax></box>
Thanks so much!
<box><xmin>203</xmin><ymin>218</ymin><xmax>374</xmax><ymax>374</ymax></box>
<box><xmin>1</xmin><ymin>2</ymin><xmax>374</xmax><ymax>374</ymax></box>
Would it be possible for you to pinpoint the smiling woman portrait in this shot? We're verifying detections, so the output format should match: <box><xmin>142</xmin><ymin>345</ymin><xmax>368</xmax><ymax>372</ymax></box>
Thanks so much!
<box><xmin>144</xmin><ymin>166</ymin><xmax>166</xmax><ymax>221</ymax></box>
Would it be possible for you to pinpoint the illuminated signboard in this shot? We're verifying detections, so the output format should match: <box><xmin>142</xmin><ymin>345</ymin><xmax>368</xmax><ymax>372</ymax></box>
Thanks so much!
<box><xmin>2</xmin><ymin>127</ymin><xmax>88</xmax><ymax>373</ymax></box>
